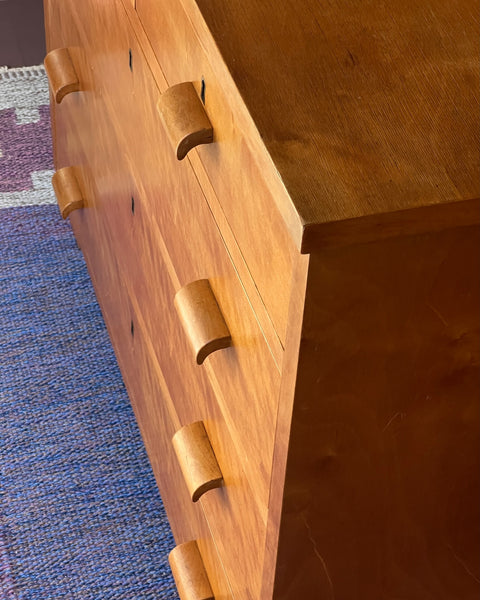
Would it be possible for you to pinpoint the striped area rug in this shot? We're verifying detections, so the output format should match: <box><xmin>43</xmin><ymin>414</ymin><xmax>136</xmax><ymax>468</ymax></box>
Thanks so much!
<box><xmin>0</xmin><ymin>66</ymin><xmax>178</xmax><ymax>599</ymax></box>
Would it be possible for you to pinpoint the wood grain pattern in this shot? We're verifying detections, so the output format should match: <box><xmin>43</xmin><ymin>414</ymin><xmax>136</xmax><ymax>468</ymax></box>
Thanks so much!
<box><xmin>45</xmin><ymin>0</ymin><xmax>480</xmax><ymax>598</ymax></box>
<box><xmin>45</xmin><ymin>4</ymin><xmax>235</xmax><ymax>596</ymax></box>
<box><xmin>44</xmin><ymin>47</ymin><xmax>80</xmax><ymax>103</ymax></box>
<box><xmin>135</xmin><ymin>0</ymin><xmax>297</xmax><ymax>343</ymax></box>
<box><xmin>174</xmin><ymin>279</ymin><xmax>232</xmax><ymax>365</ymax></box>
<box><xmin>268</xmin><ymin>227</ymin><xmax>480</xmax><ymax>599</ymax></box>
<box><xmin>51</xmin><ymin>166</ymin><xmax>84</xmax><ymax>218</ymax></box>
<box><xmin>45</xmin><ymin>2</ymin><xmax>273</xmax><ymax>597</ymax></box>
<box><xmin>122</xmin><ymin>0</ymin><xmax>285</xmax><ymax>368</ymax></box>
<box><xmin>170</xmin><ymin>541</ymin><xmax>215</xmax><ymax>600</ymax></box>
<box><xmin>158</xmin><ymin>82</ymin><xmax>214</xmax><ymax>160</ymax></box>
<box><xmin>82</xmin><ymin>0</ymin><xmax>281</xmax><ymax>517</ymax></box>
<box><xmin>181</xmin><ymin>0</ymin><xmax>480</xmax><ymax>249</ymax></box>
<box><xmin>173</xmin><ymin>421</ymin><xmax>224</xmax><ymax>502</ymax></box>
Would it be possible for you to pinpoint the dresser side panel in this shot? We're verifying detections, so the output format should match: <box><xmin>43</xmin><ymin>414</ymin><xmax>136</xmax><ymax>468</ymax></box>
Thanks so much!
<box><xmin>273</xmin><ymin>226</ymin><xmax>480</xmax><ymax>599</ymax></box>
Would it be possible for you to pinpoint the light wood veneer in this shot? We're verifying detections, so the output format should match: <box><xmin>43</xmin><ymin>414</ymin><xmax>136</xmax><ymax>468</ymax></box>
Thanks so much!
<box><xmin>45</xmin><ymin>0</ymin><xmax>480</xmax><ymax>597</ymax></box>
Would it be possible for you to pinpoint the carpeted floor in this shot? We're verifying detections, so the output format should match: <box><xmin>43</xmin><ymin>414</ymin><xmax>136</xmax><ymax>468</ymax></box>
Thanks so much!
<box><xmin>0</xmin><ymin>66</ymin><xmax>178</xmax><ymax>599</ymax></box>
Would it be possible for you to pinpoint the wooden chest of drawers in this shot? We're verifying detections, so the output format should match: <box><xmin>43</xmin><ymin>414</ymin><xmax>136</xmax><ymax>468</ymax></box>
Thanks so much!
<box><xmin>44</xmin><ymin>0</ymin><xmax>480</xmax><ymax>597</ymax></box>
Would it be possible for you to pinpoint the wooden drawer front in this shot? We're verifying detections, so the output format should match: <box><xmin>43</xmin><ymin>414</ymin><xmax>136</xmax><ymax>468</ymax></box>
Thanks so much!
<box><xmin>81</xmin><ymin>135</ymin><xmax>269</xmax><ymax>600</ymax></box>
<box><xmin>73</xmin><ymin>203</ymin><xmax>232</xmax><ymax>600</ymax></box>
<box><xmin>124</xmin><ymin>219</ymin><xmax>268</xmax><ymax>599</ymax></box>
<box><xmin>135</xmin><ymin>0</ymin><xmax>297</xmax><ymax>347</ymax></box>
<box><xmin>127</xmin><ymin>300</ymin><xmax>233</xmax><ymax>600</ymax></box>
<box><xmin>82</xmin><ymin>4</ymin><xmax>281</xmax><ymax>511</ymax></box>
<box><xmin>58</xmin><ymin>0</ymin><xmax>276</xmax><ymax>506</ymax></box>
<box><xmin>47</xmin><ymin>1</ymin><xmax>274</xmax><ymax>596</ymax></box>
<box><xmin>52</xmin><ymin>96</ymin><xmax>238</xmax><ymax>596</ymax></box>
<box><xmin>47</xmin><ymin>0</ymin><xmax>284</xmax><ymax>496</ymax></box>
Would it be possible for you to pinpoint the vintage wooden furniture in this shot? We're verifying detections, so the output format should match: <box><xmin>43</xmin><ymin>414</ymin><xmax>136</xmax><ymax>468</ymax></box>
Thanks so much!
<box><xmin>44</xmin><ymin>0</ymin><xmax>480</xmax><ymax>597</ymax></box>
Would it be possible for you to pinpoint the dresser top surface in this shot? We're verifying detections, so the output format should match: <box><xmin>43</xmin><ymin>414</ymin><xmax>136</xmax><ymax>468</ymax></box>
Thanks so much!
<box><xmin>191</xmin><ymin>0</ymin><xmax>479</xmax><ymax>236</ymax></box>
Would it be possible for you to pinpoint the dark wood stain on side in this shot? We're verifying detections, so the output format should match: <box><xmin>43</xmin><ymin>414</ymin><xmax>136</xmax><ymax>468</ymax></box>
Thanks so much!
<box><xmin>272</xmin><ymin>225</ymin><xmax>480</xmax><ymax>598</ymax></box>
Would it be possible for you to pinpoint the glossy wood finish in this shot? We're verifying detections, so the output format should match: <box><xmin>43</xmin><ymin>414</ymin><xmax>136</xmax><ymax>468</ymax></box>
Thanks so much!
<box><xmin>44</xmin><ymin>47</ymin><xmax>80</xmax><ymax>103</ymax></box>
<box><xmin>45</xmin><ymin>0</ymin><xmax>480</xmax><ymax>597</ymax></box>
<box><xmin>154</xmin><ymin>0</ymin><xmax>480</xmax><ymax>252</ymax></box>
<box><xmin>44</xmin><ymin>3</ymin><xmax>233</xmax><ymax>598</ymax></box>
<box><xmin>45</xmin><ymin>1</ymin><xmax>271</xmax><ymax>597</ymax></box>
<box><xmin>173</xmin><ymin>421</ymin><xmax>224</xmax><ymax>502</ymax></box>
<box><xmin>119</xmin><ymin>3</ymin><xmax>286</xmax><ymax>363</ymax></box>
<box><xmin>175</xmin><ymin>279</ymin><xmax>232</xmax><ymax>365</ymax></box>
<box><xmin>158</xmin><ymin>82</ymin><xmax>214</xmax><ymax>160</ymax></box>
<box><xmin>170</xmin><ymin>541</ymin><xmax>215</xmax><ymax>600</ymax></box>
<box><xmin>136</xmin><ymin>0</ymin><xmax>297</xmax><ymax>345</ymax></box>
<box><xmin>51</xmin><ymin>166</ymin><xmax>84</xmax><ymax>218</ymax></box>
<box><xmin>78</xmin><ymin>0</ymin><xmax>281</xmax><ymax>517</ymax></box>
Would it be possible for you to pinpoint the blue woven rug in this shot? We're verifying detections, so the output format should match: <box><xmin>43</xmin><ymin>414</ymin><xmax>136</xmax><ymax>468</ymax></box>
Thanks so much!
<box><xmin>0</xmin><ymin>66</ymin><xmax>178</xmax><ymax>599</ymax></box>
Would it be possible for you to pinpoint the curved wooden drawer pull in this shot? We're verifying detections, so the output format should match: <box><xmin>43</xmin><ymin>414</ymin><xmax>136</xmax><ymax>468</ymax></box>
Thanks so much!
<box><xmin>52</xmin><ymin>167</ymin><xmax>84</xmax><ymax>219</ymax></box>
<box><xmin>44</xmin><ymin>48</ymin><xmax>80</xmax><ymax>104</ymax></box>
<box><xmin>157</xmin><ymin>82</ymin><xmax>213</xmax><ymax>160</ymax></box>
<box><xmin>174</xmin><ymin>279</ymin><xmax>231</xmax><ymax>365</ymax></box>
<box><xmin>169</xmin><ymin>541</ymin><xmax>214</xmax><ymax>600</ymax></box>
<box><xmin>173</xmin><ymin>421</ymin><xmax>223</xmax><ymax>502</ymax></box>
